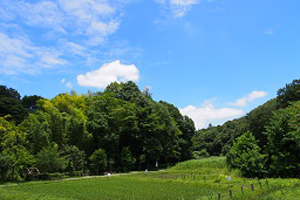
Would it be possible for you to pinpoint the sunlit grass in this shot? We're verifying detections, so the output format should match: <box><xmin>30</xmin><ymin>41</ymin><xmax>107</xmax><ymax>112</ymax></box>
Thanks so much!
<box><xmin>1</xmin><ymin>157</ymin><xmax>300</xmax><ymax>200</ymax></box>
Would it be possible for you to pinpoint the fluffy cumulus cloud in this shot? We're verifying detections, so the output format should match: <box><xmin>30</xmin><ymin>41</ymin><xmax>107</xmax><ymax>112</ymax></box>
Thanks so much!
<box><xmin>77</xmin><ymin>60</ymin><xmax>139</xmax><ymax>89</ymax></box>
<box><xmin>180</xmin><ymin>100</ymin><xmax>244</xmax><ymax>130</ymax></box>
<box><xmin>157</xmin><ymin>0</ymin><xmax>199</xmax><ymax>18</ymax></box>
<box><xmin>229</xmin><ymin>91</ymin><xmax>267</xmax><ymax>107</ymax></box>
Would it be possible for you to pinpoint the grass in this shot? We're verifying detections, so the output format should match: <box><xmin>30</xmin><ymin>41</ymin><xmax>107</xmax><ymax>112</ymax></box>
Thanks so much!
<box><xmin>1</xmin><ymin>157</ymin><xmax>300</xmax><ymax>200</ymax></box>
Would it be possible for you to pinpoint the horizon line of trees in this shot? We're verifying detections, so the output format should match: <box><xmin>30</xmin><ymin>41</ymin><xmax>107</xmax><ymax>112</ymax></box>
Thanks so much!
<box><xmin>0</xmin><ymin>81</ymin><xmax>195</xmax><ymax>182</ymax></box>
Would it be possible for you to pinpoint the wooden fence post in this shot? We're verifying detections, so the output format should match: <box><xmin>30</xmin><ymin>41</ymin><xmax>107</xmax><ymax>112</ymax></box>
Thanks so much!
<box><xmin>229</xmin><ymin>190</ymin><xmax>232</xmax><ymax>198</ymax></box>
<box><xmin>241</xmin><ymin>186</ymin><xmax>244</xmax><ymax>193</ymax></box>
<box><xmin>218</xmin><ymin>193</ymin><xmax>221</xmax><ymax>200</ymax></box>
<box><xmin>251</xmin><ymin>183</ymin><xmax>254</xmax><ymax>191</ymax></box>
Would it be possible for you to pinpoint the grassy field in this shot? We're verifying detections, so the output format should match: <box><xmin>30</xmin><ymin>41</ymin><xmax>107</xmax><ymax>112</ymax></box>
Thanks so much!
<box><xmin>1</xmin><ymin>157</ymin><xmax>300</xmax><ymax>200</ymax></box>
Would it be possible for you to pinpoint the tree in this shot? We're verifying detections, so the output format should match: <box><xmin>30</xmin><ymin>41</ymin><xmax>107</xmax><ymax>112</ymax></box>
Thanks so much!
<box><xmin>226</xmin><ymin>131</ymin><xmax>266</xmax><ymax>178</ymax></box>
<box><xmin>64</xmin><ymin>145</ymin><xmax>86</xmax><ymax>174</ymax></box>
<box><xmin>22</xmin><ymin>95</ymin><xmax>43</xmax><ymax>111</ymax></box>
<box><xmin>0</xmin><ymin>152</ymin><xmax>13</xmax><ymax>182</ymax></box>
<box><xmin>265</xmin><ymin>101</ymin><xmax>300</xmax><ymax>177</ymax></box>
<box><xmin>36</xmin><ymin>143</ymin><xmax>66</xmax><ymax>173</ymax></box>
<box><xmin>89</xmin><ymin>148</ymin><xmax>107</xmax><ymax>174</ymax></box>
<box><xmin>277</xmin><ymin>79</ymin><xmax>300</xmax><ymax>108</ymax></box>
<box><xmin>0</xmin><ymin>86</ymin><xmax>27</xmax><ymax>124</ymax></box>
<box><xmin>246</xmin><ymin>99</ymin><xmax>277</xmax><ymax>147</ymax></box>
<box><xmin>19</xmin><ymin>112</ymin><xmax>51</xmax><ymax>154</ymax></box>
<box><xmin>121</xmin><ymin>147</ymin><xmax>135</xmax><ymax>172</ymax></box>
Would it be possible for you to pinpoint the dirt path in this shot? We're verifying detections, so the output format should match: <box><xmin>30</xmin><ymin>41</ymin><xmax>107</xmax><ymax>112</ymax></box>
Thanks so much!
<box><xmin>0</xmin><ymin>171</ymin><xmax>143</xmax><ymax>188</ymax></box>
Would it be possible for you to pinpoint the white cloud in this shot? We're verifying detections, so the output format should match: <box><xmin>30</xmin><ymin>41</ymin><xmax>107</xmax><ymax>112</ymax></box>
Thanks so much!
<box><xmin>0</xmin><ymin>0</ymin><xmax>139</xmax><ymax>76</ymax></box>
<box><xmin>229</xmin><ymin>91</ymin><xmax>267</xmax><ymax>107</ymax></box>
<box><xmin>180</xmin><ymin>100</ymin><xmax>244</xmax><ymax>129</ymax></box>
<box><xmin>77</xmin><ymin>60</ymin><xmax>139</xmax><ymax>88</ymax></box>
<box><xmin>2</xmin><ymin>0</ymin><xmax>121</xmax><ymax>43</ymax></box>
<box><xmin>17</xmin><ymin>1</ymin><xmax>66</xmax><ymax>33</ymax></box>
<box><xmin>66</xmin><ymin>82</ymin><xmax>73</xmax><ymax>89</ymax></box>
<box><xmin>61</xmin><ymin>78</ymin><xmax>66</xmax><ymax>83</ymax></box>
<box><xmin>0</xmin><ymin>32</ymin><xmax>67</xmax><ymax>75</ymax></box>
<box><xmin>157</xmin><ymin>0</ymin><xmax>199</xmax><ymax>18</ymax></box>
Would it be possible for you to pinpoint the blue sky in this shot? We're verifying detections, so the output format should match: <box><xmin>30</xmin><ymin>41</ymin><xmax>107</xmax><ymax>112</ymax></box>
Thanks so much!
<box><xmin>1</xmin><ymin>0</ymin><xmax>299</xmax><ymax>129</ymax></box>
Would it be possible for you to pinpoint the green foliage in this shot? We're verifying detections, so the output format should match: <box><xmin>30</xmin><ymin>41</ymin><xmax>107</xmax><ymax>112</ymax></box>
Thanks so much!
<box><xmin>19</xmin><ymin>111</ymin><xmax>51</xmax><ymax>154</ymax></box>
<box><xmin>2</xmin><ymin>157</ymin><xmax>300</xmax><ymax>200</ymax></box>
<box><xmin>21</xmin><ymin>95</ymin><xmax>43</xmax><ymax>111</ymax></box>
<box><xmin>63</xmin><ymin>145</ymin><xmax>86</xmax><ymax>174</ymax></box>
<box><xmin>192</xmin><ymin>117</ymin><xmax>249</xmax><ymax>157</ymax></box>
<box><xmin>89</xmin><ymin>148</ymin><xmax>107</xmax><ymax>174</ymax></box>
<box><xmin>192</xmin><ymin>149</ymin><xmax>210</xmax><ymax>159</ymax></box>
<box><xmin>265</xmin><ymin>101</ymin><xmax>300</xmax><ymax>177</ymax></box>
<box><xmin>36</xmin><ymin>143</ymin><xmax>66</xmax><ymax>173</ymax></box>
<box><xmin>171</xmin><ymin>157</ymin><xmax>226</xmax><ymax>170</ymax></box>
<box><xmin>226</xmin><ymin>131</ymin><xmax>266</xmax><ymax>178</ymax></box>
<box><xmin>0</xmin><ymin>152</ymin><xmax>13</xmax><ymax>182</ymax></box>
<box><xmin>246</xmin><ymin>99</ymin><xmax>277</xmax><ymax>147</ymax></box>
<box><xmin>0</xmin><ymin>85</ymin><xmax>27</xmax><ymax>124</ymax></box>
<box><xmin>0</xmin><ymin>82</ymin><xmax>197</xmax><ymax>182</ymax></box>
<box><xmin>277</xmin><ymin>79</ymin><xmax>300</xmax><ymax>108</ymax></box>
<box><xmin>121</xmin><ymin>147</ymin><xmax>135</xmax><ymax>172</ymax></box>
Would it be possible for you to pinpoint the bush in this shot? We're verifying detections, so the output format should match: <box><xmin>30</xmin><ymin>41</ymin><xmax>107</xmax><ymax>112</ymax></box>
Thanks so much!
<box><xmin>192</xmin><ymin>149</ymin><xmax>209</xmax><ymax>159</ymax></box>
<box><xmin>226</xmin><ymin>131</ymin><xmax>266</xmax><ymax>178</ymax></box>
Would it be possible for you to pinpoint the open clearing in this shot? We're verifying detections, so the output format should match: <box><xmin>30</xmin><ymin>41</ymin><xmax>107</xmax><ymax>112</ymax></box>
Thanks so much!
<box><xmin>1</xmin><ymin>157</ymin><xmax>300</xmax><ymax>200</ymax></box>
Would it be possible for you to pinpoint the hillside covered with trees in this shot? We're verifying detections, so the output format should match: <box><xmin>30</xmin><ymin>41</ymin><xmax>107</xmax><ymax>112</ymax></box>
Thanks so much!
<box><xmin>193</xmin><ymin>79</ymin><xmax>300</xmax><ymax>178</ymax></box>
<box><xmin>1</xmin><ymin>79</ymin><xmax>300</xmax><ymax>182</ymax></box>
<box><xmin>0</xmin><ymin>81</ymin><xmax>195</xmax><ymax>182</ymax></box>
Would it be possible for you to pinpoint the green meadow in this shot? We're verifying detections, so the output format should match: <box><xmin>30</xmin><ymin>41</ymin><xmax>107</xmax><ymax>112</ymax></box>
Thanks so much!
<box><xmin>1</xmin><ymin>157</ymin><xmax>300</xmax><ymax>200</ymax></box>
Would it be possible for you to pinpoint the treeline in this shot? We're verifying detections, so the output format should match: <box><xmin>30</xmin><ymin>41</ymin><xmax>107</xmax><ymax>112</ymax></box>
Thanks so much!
<box><xmin>0</xmin><ymin>81</ymin><xmax>195</xmax><ymax>182</ymax></box>
<box><xmin>192</xmin><ymin>79</ymin><xmax>300</xmax><ymax>178</ymax></box>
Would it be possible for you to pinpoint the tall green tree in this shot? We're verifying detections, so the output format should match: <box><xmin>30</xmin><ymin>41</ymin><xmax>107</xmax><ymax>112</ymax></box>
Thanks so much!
<box><xmin>89</xmin><ymin>148</ymin><xmax>107</xmax><ymax>174</ymax></box>
<box><xmin>265</xmin><ymin>101</ymin><xmax>300</xmax><ymax>177</ymax></box>
<box><xmin>0</xmin><ymin>85</ymin><xmax>27</xmax><ymax>124</ymax></box>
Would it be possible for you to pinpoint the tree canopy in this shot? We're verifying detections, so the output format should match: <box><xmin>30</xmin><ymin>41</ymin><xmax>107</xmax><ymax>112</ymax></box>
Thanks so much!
<box><xmin>0</xmin><ymin>82</ymin><xmax>195</xmax><ymax>182</ymax></box>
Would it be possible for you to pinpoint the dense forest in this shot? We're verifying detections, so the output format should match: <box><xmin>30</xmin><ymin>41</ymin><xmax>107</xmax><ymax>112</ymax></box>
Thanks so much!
<box><xmin>1</xmin><ymin>79</ymin><xmax>300</xmax><ymax>182</ymax></box>
<box><xmin>0</xmin><ymin>81</ymin><xmax>195</xmax><ymax>182</ymax></box>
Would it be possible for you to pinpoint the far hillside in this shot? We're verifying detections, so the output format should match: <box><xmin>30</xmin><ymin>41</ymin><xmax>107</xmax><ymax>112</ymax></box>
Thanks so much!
<box><xmin>192</xmin><ymin>79</ymin><xmax>300</xmax><ymax>178</ymax></box>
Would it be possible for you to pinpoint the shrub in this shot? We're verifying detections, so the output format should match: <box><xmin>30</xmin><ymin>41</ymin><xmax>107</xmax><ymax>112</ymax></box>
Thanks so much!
<box><xmin>226</xmin><ymin>131</ymin><xmax>266</xmax><ymax>178</ymax></box>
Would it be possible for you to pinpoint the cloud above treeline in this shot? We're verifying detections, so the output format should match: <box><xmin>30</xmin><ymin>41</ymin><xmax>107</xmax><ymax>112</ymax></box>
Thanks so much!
<box><xmin>180</xmin><ymin>100</ymin><xmax>244</xmax><ymax>130</ymax></box>
<box><xmin>228</xmin><ymin>91</ymin><xmax>267</xmax><ymax>107</ymax></box>
<box><xmin>77</xmin><ymin>60</ymin><xmax>139</xmax><ymax>89</ymax></box>
<box><xmin>180</xmin><ymin>91</ymin><xmax>268</xmax><ymax>129</ymax></box>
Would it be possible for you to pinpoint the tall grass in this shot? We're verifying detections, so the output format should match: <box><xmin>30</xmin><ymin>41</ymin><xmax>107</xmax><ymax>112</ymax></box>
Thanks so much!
<box><xmin>170</xmin><ymin>157</ymin><xmax>226</xmax><ymax>171</ymax></box>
